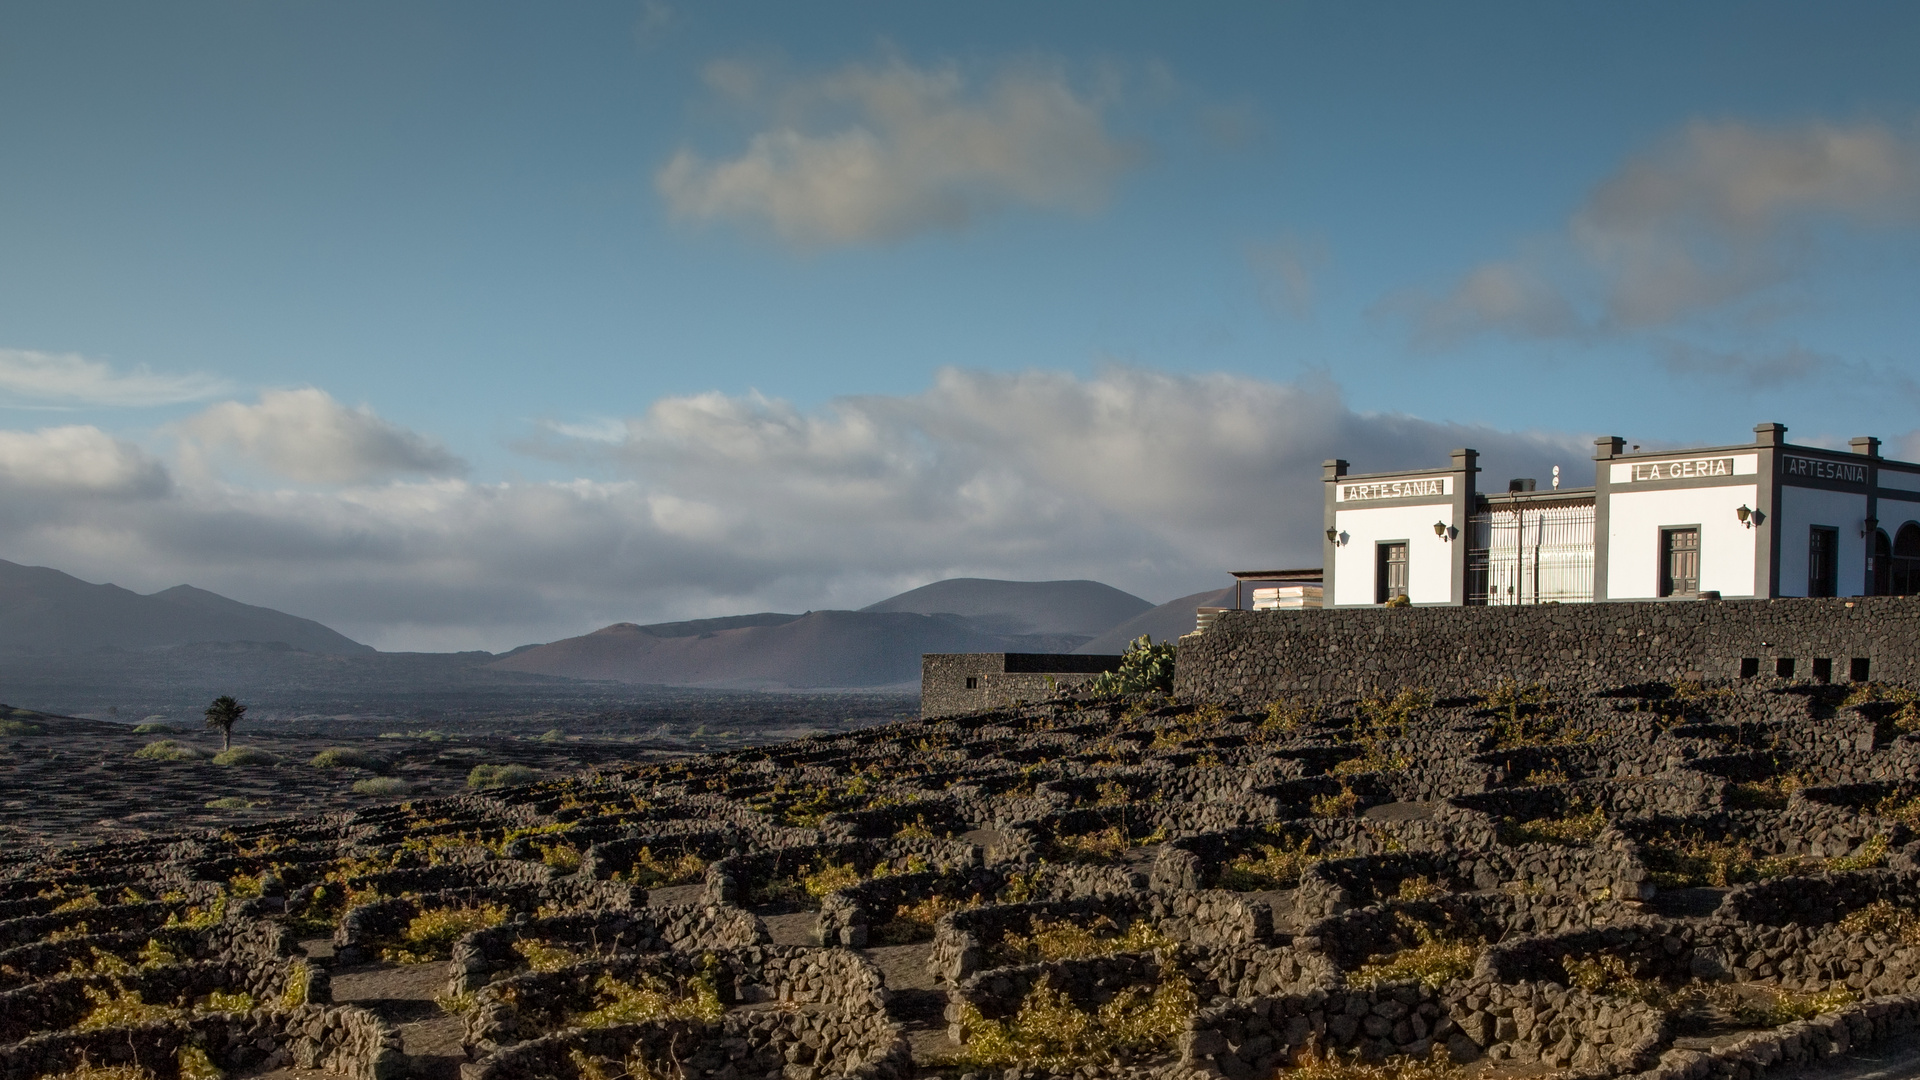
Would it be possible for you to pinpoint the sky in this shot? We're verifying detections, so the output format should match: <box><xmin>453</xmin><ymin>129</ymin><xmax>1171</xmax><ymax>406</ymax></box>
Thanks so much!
<box><xmin>1</xmin><ymin>2</ymin><xmax>1917</xmax><ymax>650</ymax></box>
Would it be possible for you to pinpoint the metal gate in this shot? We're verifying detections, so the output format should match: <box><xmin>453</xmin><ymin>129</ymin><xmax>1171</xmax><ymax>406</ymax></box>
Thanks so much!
<box><xmin>1467</xmin><ymin>503</ymin><xmax>1595</xmax><ymax>605</ymax></box>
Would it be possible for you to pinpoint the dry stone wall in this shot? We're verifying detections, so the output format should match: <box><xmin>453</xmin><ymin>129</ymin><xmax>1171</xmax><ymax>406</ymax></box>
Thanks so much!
<box><xmin>1174</xmin><ymin>598</ymin><xmax>1920</xmax><ymax>703</ymax></box>
<box><xmin>15</xmin><ymin>660</ymin><xmax>1920</xmax><ymax>1080</ymax></box>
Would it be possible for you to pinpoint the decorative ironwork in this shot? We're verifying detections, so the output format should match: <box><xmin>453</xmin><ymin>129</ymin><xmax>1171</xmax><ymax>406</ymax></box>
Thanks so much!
<box><xmin>1466</xmin><ymin>503</ymin><xmax>1595</xmax><ymax>605</ymax></box>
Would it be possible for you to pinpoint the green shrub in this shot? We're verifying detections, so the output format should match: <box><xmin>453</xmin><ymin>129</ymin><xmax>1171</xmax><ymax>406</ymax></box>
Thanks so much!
<box><xmin>0</xmin><ymin>718</ymin><xmax>44</xmax><ymax>735</ymax></box>
<box><xmin>1564</xmin><ymin>954</ymin><xmax>1668</xmax><ymax>1005</ymax></box>
<box><xmin>76</xmin><ymin>985</ymin><xmax>180</xmax><ymax>1029</ymax></box>
<box><xmin>875</xmin><ymin>894</ymin><xmax>975</xmax><ymax>944</ymax></box>
<box><xmin>353</xmin><ymin>777</ymin><xmax>412</xmax><ymax>798</ymax></box>
<box><xmin>573</xmin><ymin>970</ymin><xmax>725</xmax><ymax>1027</ymax></box>
<box><xmin>1839</xmin><ymin>900</ymin><xmax>1920</xmax><ymax>942</ymax></box>
<box><xmin>1282</xmin><ymin>1045</ymin><xmax>1467</xmax><ymax>1080</ymax></box>
<box><xmin>1311</xmin><ymin>785</ymin><xmax>1360</xmax><ymax>818</ymax></box>
<box><xmin>801</xmin><ymin>860</ymin><xmax>862</xmax><ymax>898</ymax></box>
<box><xmin>131</xmin><ymin>722</ymin><xmax>176</xmax><ymax>734</ymax></box>
<box><xmin>1349</xmin><ymin>922</ymin><xmax>1479</xmax><ymax>989</ymax></box>
<box><xmin>615</xmin><ymin>847</ymin><xmax>708</xmax><ymax>887</ymax></box>
<box><xmin>211</xmin><ymin>746</ymin><xmax>277</xmax><ymax>766</ymax></box>
<box><xmin>1875</xmin><ymin>792</ymin><xmax>1920</xmax><ymax>827</ymax></box>
<box><xmin>1644</xmin><ymin>833</ymin><xmax>1803</xmax><ymax>887</ymax></box>
<box><xmin>468</xmin><ymin>763</ymin><xmax>537</xmax><ymax>790</ymax></box>
<box><xmin>939</xmin><ymin>965</ymin><xmax>1196</xmax><ymax>1071</ymax></box>
<box><xmin>1501</xmin><ymin>802</ymin><xmax>1608</xmax><ymax>846</ymax></box>
<box><xmin>1046</xmin><ymin>824</ymin><xmax>1166</xmax><ymax>863</ymax></box>
<box><xmin>381</xmin><ymin>903</ymin><xmax>509</xmax><ymax>963</ymax></box>
<box><xmin>514</xmin><ymin>939</ymin><xmax>585</xmax><ymax>972</ymax></box>
<box><xmin>1733</xmin><ymin>985</ymin><xmax>1857</xmax><ymax>1026</ymax></box>
<box><xmin>1262</xmin><ymin>700</ymin><xmax>1318</xmax><ymax>737</ymax></box>
<box><xmin>310</xmin><ymin>747</ymin><xmax>378</xmax><ymax>769</ymax></box>
<box><xmin>1217</xmin><ymin>834</ymin><xmax>1329</xmax><ymax>890</ymax></box>
<box><xmin>1084</xmin><ymin>636</ymin><xmax>1177</xmax><ymax>697</ymax></box>
<box><xmin>995</xmin><ymin>915</ymin><xmax>1177</xmax><ymax>966</ymax></box>
<box><xmin>204</xmin><ymin>797</ymin><xmax>257</xmax><ymax>810</ymax></box>
<box><xmin>133</xmin><ymin>739</ymin><xmax>202</xmax><ymax>761</ymax></box>
<box><xmin>1828</xmin><ymin>834</ymin><xmax>1891</xmax><ymax>871</ymax></box>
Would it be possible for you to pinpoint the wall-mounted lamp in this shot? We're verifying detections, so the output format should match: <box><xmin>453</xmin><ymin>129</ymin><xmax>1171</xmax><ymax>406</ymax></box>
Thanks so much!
<box><xmin>1864</xmin><ymin>516</ymin><xmax>1879</xmax><ymax>538</ymax></box>
<box><xmin>1736</xmin><ymin>505</ymin><xmax>1763</xmax><ymax>529</ymax></box>
<box><xmin>1433</xmin><ymin>521</ymin><xmax>1456</xmax><ymax>541</ymax></box>
<box><xmin>1325</xmin><ymin>527</ymin><xmax>1340</xmax><ymax>544</ymax></box>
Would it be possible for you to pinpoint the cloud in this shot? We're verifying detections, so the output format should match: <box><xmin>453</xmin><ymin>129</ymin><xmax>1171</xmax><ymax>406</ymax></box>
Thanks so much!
<box><xmin>598</xmin><ymin>366</ymin><xmax>1586</xmax><ymax>608</ymax></box>
<box><xmin>632</xmin><ymin>0</ymin><xmax>676</xmax><ymax>47</ymax></box>
<box><xmin>1406</xmin><ymin>261</ymin><xmax>1585</xmax><ymax>346</ymax></box>
<box><xmin>0</xmin><ymin>349</ymin><xmax>231</xmax><ymax>407</ymax></box>
<box><xmin>174</xmin><ymin>389</ymin><xmax>465</xmax><ymax>485</ymax></box>
<box><xmin>0</xmin><ymin>369</ymin><xmax>1589</xmax><ymax>651</ymax></box>
<box><xmin>1246</xmin><ymin>236</ymin><xmax>1326</xmax><ymax>319</ymax></box>
<box><xmin>1399</xmin><ymin>118</ymin><xmax>1920</xmax><ymax>342</ymax></box>
<box><xmin>1657</xmin><ymin>341</ymin><xmax>1920</xmax><ymax>399</ymax></box>
<box><xmin>0</xmin><ymin>426</ymin><xmax>169</xmax><ymax>497</ymax></box>
<box><xmin>656</xmin><ymin>55</ymin><xmax>1143</xmax><ymax>245</ymax></box>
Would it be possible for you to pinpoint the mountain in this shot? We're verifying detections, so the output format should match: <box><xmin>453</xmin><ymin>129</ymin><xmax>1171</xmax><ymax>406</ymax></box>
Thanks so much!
<box><xmin>494</xmin><ymin>577</ymin><xmax>1162</xmax><ymax>689</ymax></box>
<box><xmin>0</xmin><ymin>559</ymin><xmax>373</xmax><ymax>655</ymax></box>
<box><xmin>1076</xmin><ymin>587</ymin><xmax>1235</xmax><ymax>654</ymax></box>
<box><xmin>861</xmin><ymin>578</ymin><xmax>1151</xmax><ymax>637</ymax></box>
<box><xmin>489</xmin><ymin>610</ymin><xmax>1010</xmax><ymax>688</ymax></box>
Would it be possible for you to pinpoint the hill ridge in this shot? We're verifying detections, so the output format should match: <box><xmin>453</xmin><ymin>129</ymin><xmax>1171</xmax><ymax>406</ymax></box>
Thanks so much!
<box><xmin>0</xmin><ymin>558</ymin><xmax>372</xmax><ymax>656</ymax></box>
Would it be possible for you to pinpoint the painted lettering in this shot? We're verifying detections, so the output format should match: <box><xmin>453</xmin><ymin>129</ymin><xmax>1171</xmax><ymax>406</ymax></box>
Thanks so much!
<box><xmin>1338</xmin><ymin>477</ymin><xmax>1448</xmax><ymax>501</ymax></box>
<box><xmin>1629</xmin><ymin>458</ymin><xmax>1734</xmax><ymax>482</ymax></box>
<box><xmin>1781</xmin><ymin>455</ymin><xmax>1867</xmax><ymax>486</ymax></box>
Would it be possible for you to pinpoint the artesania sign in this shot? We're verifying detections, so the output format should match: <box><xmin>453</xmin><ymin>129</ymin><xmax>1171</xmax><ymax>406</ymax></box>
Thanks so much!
<box><xmin>1781</xmin><ymin>455</ymin><xmax>1867</xmax><ymax>486</ymax></box>
<box><xmin>1628</xmin><ymin>457</ymin><xmax>1734</xmax><ymax>482</ymax></box>
<box><xmin>1337</xmin><ymin>476</ymin><xmax>1450</xmax><ymax>501</ymax></box>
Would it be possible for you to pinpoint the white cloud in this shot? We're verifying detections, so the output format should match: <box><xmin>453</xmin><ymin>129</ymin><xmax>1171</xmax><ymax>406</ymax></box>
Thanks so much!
<box><xmin>175</xmin><ymin>388</ymin><xmax>465</xmax><ymax>485</ymax></box>
<box><xmin>545</xmin><ymin>417</ymin><xmax>630</xmax><ymax>444</ymax></box>
<box><xmin>656</xmin><ymin>55</ymin><xmax>1142</xmax><ymax>245</ymax></box>
<box><xmin>0</xmin><ymin>349</ymin><xmax>230</xmax><ymax>407</ymax></box>
<box><xmin>0</xmin><ymin>426</ymin><xmax>169</xmax><ymax>497</ymax></box>
<box><xmin>0</xmin><ymin>370</ymin><xmax>1590</xmax><ymax>651</ymax></box>
<box><xmin>1400</xmin><ymin>118</ymin><xmax>1920</xmax><ymax>343</ymax></box>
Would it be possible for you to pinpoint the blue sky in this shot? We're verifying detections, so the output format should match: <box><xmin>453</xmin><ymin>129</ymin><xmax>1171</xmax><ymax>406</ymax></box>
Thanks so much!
<box><xmin>1</xmin><ymin>2</ymin><xmax>1917</xmax><ymax>649</ymax></box>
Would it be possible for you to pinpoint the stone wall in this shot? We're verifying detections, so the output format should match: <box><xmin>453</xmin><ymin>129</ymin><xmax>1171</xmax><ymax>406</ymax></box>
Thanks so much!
<box><xmin>442</xmin><ymin>904</ymin><xmax>766</xmax><ymax>996</ymax></box>
<box><xmin>1174</xmin><ymin>597</ymin><xmax>1920</xmax><ymax>705</ymax></box>
<box><xmin>333</xmin><ymin>879</ymin><xmax>643</xmax><ymax>964</ymax></box>
<box><xmin>923</xmin><ymin>653</ymin><xmax>1123</xmax><ymax>719</ymax></box>
<box><xmin>0</xmin><ymin>1004</ymin><xmax>401</xmax><ymax>1080</ymax></box>
<box><xmin>464</xmin><ymin>945</ymin><xmax>907</xmax><ymax>1080</ymax></box>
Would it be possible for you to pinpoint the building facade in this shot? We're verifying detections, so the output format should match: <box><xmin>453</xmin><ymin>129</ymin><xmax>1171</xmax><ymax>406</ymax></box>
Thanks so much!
<box><xmin>1324</xmin><ymin>423</ymin><xmax>1920</xmax><ymax>606</ymax></box>
<box><xmin>921</xmin><ymin>652</ymin><xmax>1123</xmax><ymax>718</ymax></box>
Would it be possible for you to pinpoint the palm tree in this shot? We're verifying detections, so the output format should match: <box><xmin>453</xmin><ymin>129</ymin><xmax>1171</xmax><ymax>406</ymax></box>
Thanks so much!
<box><xmin>204</xmin><ymin>695</ymin><xmax>247</xmax><ymax>752</ymax></box>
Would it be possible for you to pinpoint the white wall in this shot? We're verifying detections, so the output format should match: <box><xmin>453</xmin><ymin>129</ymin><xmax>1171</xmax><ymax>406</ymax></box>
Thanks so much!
<box><xmin>1332</xmin><ymin>503</ymin><xmax>1454</xmax><ymax>605</ymax></box>
<box><xmin>1879</xmin><ymin>495</ymin><xmax>1920</xmax><ymax>537</ymax></box>
<box><xmin>1606</xmin><ymin>484</ymin><xmax>1759</xmax><ymax>598</ymax></box>
<box><xmin>1775</xmin><ymin>487</ymin><xmax>1871</xmax><ymax>596</ymax></box>
<box><xmin>1881</xmin><ymin>470</ymin><xmax>1920</xmax><ymax>496</ymax></box>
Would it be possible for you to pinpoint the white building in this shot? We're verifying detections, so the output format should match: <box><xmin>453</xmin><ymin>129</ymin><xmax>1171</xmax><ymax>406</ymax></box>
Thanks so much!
<box><xmin>1323</xmin><ymin>423</ymin><xmax>1920</xmax><ymax>606</ymax></box>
